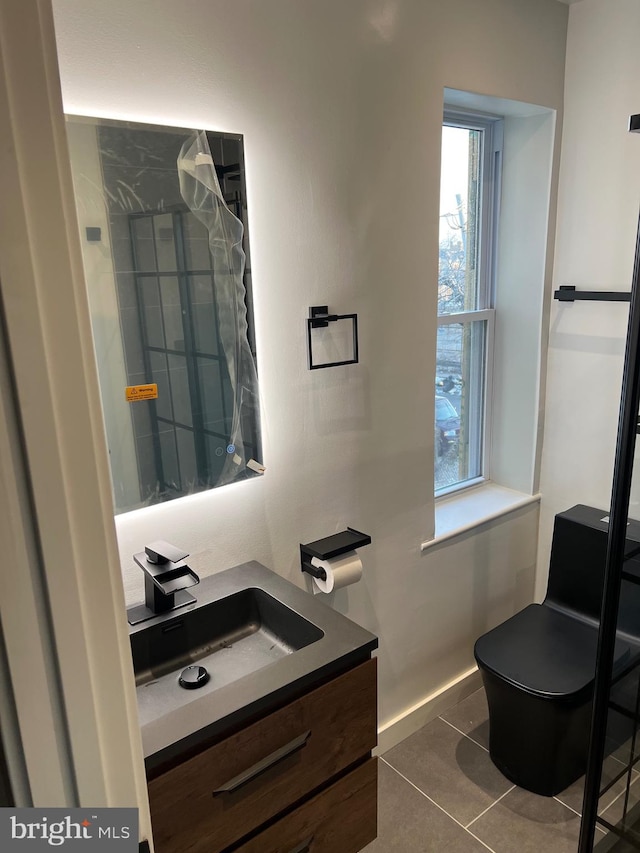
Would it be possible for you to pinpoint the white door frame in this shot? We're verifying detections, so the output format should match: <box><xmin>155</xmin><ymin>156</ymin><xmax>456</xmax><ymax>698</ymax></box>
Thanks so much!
<box><xmin>0</xmin><ymin>0</ymin><xmax>151</xmax><ymax>843</ymax></box>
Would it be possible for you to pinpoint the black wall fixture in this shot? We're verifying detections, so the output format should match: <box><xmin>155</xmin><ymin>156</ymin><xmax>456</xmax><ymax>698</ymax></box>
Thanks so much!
<box><xmin>554</xmin><ymin>285</ymin><xmax>631</xmax><ymax>303</ymax></box>
<box><xmin>300</xmin><ymin>528</ymin><xmax>371</xmax><ymax>581</ymax></box>
<box><xmin>306</xmin><ymin>305</ymin><xmax>358</xmax><ymax>369</ymax></box>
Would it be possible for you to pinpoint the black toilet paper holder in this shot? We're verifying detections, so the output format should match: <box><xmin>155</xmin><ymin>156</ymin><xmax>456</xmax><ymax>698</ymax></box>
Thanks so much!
<box><xmin>300</xmin><ymin>528</ymin><xmax>372</xmax><ymax>581</ymax></box>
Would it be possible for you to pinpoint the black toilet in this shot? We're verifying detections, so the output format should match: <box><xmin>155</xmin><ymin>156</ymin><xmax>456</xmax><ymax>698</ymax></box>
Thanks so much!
<box><xmin>474</xmin><ymin>505</ymin><xmax>640</xmax><ymax>796</ymax></box>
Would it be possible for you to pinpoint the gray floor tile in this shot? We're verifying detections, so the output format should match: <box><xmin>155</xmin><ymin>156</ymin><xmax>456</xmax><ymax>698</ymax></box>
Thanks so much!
<box><xmin>470</xmin><ymin>786</ymin><xmax>583</xmax><ymax>853</ymax></box>
<box><xmin>599</xmin><ymin>772</ymin><xmax>640</xmax><ymax>831</ymax></box>
<box><xmin>440</xmin><ymin>688</ymin><xmax>490</xmax><ymax>751</ymax></box>
<box><xmin>594</xmin><ymin>829</ymin><xmax>640</xmax><ymax>852</ymax></box>
<box><xmin>606</xmin><ymin>731</ymin><xmax>636</xmax><ymax>767</ymax></box>
<box><xmin>362</xmin><ymin>760</ymin><xmax>490</xmax><ymax>853</ymax></box>
<box><xmin>556</xmin><ymin>755</ymin><xmax>638</xmax><ymax>815</ymax></box>
<box><xmin>383</xmin><ymin>716</ymin><xmax>512</xmax><ymax>826</ymax></box>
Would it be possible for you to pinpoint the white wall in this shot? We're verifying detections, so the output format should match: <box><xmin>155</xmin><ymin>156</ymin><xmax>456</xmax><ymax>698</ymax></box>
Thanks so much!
<box><xmin>52</xmin><ymin>0</ymin><xmax>567</xmax><ymax>732</ymax></box>
<box><xmin>537</xmin><ymin>0</ymin><xmax>640</xmax><ymax>599</ymax></box>
<box><xmin>494</xmin><ymin>112</ymin><xmax>558</xmax><ymax>494</ymax></box>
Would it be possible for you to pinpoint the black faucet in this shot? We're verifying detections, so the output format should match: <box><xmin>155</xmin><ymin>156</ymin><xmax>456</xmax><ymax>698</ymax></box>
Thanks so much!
<box><xmin>126</xmin><ymin>540</ymin><xmax>199</xmax><ymax>625</ymax></box>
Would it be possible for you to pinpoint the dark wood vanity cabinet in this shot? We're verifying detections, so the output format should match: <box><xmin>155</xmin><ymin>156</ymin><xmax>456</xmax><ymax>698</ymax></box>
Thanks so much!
<box><xmin>147</xmin><ymin>658</ymin><xmax>378</xmax><ymax>853</ymax></box>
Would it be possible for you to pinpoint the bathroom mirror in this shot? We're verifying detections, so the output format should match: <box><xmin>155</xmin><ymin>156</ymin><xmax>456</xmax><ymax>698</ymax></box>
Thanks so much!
<box><xmin>65</xmin><ymin>116</ymin><xmax>262</xmax><ymax>513</ymax></box>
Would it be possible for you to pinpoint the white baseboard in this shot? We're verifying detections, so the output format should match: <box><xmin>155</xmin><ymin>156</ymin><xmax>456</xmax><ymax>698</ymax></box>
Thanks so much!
<box><xmin>375</xmin><ymin>666</ymin><xmax>483</xmax><ymax>755</ymax></box>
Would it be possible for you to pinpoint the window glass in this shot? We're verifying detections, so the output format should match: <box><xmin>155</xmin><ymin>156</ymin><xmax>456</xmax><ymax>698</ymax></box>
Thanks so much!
<box><xmin>435</xmin><ymin>114</ymin><xmax>499</xmax><ymax>494</ymax></box>
<box><xmin>438</xmin><ymin>126</ymin><xmax>482</xmax><ymax>314</ymax></box>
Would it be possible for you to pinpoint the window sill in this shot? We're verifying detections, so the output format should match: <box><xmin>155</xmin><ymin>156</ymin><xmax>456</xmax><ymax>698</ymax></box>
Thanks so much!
<box><xmin>422</xmin><ymin>483</ymin><xmax>541</xmax><ymax>551</ymax></box>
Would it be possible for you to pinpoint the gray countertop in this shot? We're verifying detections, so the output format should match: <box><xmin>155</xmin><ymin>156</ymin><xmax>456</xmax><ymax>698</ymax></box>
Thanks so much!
<box><xmin>129</xmin><ymin>561</ymin><xmax>378</xmax><ymax>774</ymax></box>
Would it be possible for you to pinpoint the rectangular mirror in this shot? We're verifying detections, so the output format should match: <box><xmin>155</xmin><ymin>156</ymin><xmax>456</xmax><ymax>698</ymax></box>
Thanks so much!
<box><xmin>65</xmin><ymin>116</ymin><xmax>262</xmax><ymax>513</ymax></box>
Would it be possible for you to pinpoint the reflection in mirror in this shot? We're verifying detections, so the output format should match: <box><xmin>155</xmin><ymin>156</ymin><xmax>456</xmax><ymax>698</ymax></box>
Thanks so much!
<box><xmin>65</xmin><ymin>116</ymin><xmax>262</xmax><ymax>513</ymax></box>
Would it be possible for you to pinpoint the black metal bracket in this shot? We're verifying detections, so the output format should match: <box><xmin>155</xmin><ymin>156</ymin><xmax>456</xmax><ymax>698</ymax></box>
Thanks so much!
<box><xmin>554</xmin><ymin>285</ymin><xmax>631</xmax><ymax>303</ymax></box>
<box><xmin>300</xmin><ymin>528</ymin><xmax>371</xmax><ymax>580</ymax></box>
<box><xmin>308</xmin><ymin>305</ymin><xmax>340</xmax><ymax>328</ymax></box>
<box><xmin>307</xmin><ymin>305</ymin><xmax>359</xmax><ymax>369</ymax></box>
<box><xmin>629</xmin><ymin>114</ymin><xmax>640</xmax><ymax>133</ymax></box>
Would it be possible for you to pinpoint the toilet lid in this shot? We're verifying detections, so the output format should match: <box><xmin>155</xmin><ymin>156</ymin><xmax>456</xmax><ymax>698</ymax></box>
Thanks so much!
<box><xmin>474</xmin><ymin>603</ymin><xmax>631</xmax><ymax>699</ymax></box>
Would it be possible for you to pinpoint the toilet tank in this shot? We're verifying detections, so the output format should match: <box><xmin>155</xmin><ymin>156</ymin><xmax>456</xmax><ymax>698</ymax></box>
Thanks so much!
<box><xmin>546</xmin><ymin>504</ymin><xmax>640</xmax><ymax>636</ymax></box>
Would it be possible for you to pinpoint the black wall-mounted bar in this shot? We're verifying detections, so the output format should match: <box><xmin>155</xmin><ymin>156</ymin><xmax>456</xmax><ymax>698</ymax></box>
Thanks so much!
<box><xmin>300</xmin><ymin>528</ymin><xmax>371</xmax><ymax>580</ymax></box>
<box><xmin>554</xmin><ymin>285</ymin><xmax>631</xmax><ymax>303</ymax></box>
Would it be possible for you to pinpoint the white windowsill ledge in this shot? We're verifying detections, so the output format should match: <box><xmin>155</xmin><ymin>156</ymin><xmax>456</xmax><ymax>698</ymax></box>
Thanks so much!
<box><xmin>422</xmin><ymin>483</ymin><xmax>542</xmax><ymax>551</ymax></box>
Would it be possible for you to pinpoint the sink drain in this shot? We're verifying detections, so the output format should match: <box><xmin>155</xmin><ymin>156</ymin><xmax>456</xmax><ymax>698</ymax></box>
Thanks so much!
<box><xmin>179</xmin><ymin>665</ymin><xmax>210</xmax><ymax>690</ymax></box>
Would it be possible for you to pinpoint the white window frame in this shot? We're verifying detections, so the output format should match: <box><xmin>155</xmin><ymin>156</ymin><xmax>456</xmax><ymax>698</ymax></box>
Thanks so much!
<box><xmin>436</xmin><ymin>109</ymin><xmax>503</xmax><ymax>497</ymax></box>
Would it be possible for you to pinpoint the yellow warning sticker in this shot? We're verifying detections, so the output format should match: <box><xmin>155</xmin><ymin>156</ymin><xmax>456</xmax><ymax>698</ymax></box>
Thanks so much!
<box><xmin>125</xmin><ymin>383</ymin><xmax>158</xmax><ymax>402</ymax></box>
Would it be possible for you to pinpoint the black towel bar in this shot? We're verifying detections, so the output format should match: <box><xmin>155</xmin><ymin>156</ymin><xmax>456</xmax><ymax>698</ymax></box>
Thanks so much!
<box><xmin>554</xmin><ymin>285</ymin><xmax>631</xmax><ymax>302</ymax></box>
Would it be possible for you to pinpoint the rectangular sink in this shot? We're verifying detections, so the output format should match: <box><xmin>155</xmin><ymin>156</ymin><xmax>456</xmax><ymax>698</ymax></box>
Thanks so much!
<box><xmin>129</xmin><ymin>561</ymin><xmax>377</xmax><ymax>767</ymax></box>
<box><xmin>131</xmin><ymin>587</ymin><xmax>324</xmax><ymax>692</ymax></box>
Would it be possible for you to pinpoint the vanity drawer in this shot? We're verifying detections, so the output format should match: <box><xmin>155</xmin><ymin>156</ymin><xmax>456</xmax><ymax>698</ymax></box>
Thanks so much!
<box><xmin>233</xmin><ymin>758</ymin><xmax>377</xmax><ymax>853</ymax></box>
<box><xmin>148</xmin><ymin>658</ymin><xmax>377</xmax><ymax>853</ymax></box>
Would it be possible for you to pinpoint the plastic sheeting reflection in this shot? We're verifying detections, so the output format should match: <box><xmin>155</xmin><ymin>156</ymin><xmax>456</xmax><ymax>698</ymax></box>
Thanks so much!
<box><xmin>178</xmin><ymin>132</ymin><xmax>262</xmax><ymax>488</ymax></box>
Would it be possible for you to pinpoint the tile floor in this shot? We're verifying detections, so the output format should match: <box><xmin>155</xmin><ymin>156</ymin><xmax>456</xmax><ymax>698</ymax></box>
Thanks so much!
<box><xmin>363</xmin><ymin>687</ymin><xmax>638</xmax><ymax>852</ymax></box>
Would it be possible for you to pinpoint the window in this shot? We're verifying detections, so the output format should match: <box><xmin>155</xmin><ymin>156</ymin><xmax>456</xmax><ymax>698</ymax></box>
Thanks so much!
<box><xmin>435</xmin><ymin>110</ymin><xmax>502</xmax><ymax>494</ymax></box>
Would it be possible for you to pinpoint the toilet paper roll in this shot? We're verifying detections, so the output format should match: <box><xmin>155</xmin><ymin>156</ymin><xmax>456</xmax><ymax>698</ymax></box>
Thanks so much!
<box><xmin>310</xmin><ymin>550</ymin><xmax>363</xmax><ymax>594</ymax></box>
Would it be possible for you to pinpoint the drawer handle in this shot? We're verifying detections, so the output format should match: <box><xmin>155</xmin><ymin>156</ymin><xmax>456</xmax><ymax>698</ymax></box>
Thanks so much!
<box><xmin>212</xmin><ymin>730</ymin><xmax>312</xmax><ymax>795</ymax></box>
<box><xmin>289</xmin><ymin>837</ymin><xmax>314</xmax><ymax>853</ymax></box>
